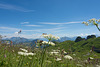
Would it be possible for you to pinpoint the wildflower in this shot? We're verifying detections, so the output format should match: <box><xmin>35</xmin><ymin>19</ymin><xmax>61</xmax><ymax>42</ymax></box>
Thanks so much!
<box><xmin>4</xmin><ymin>54</ymin><xmax>6</xmax><ymax>58</ymax></box>
<box><xmin>64</xmin><ymin>51</ymin><xmax>67</xmax><ymax>54</ymax></box>
<box><xmin>82</xmin><ymin>22</ymin><xmax>89</xmax><ymax>26</ymax></box>
<box><xmin>42</xmin><ymin>41</ymin><xmax>55</xmax><ymax>46</ymax></box>
<box><xmin>52</xmin><ymin>49</ymin><xmax>60</xmax><ymax>52</ymax></box>
<box><xmin>48</xmin><ymin>42</ymin><xmax>55</xmax><ymax>46</ymax></box>
<box><xmin>20</xmin><ymin>48</ymin><xmax>28</xmax><ymax>52</ymax></box>
<box><xmin>97</xmin><ymin>19</ymin><xmax>100</xmax><ymax>22</ymax></box>
<box><xmin>89</xmin><ymin>57</ymin><xmax>94</xmax><ymax>60</ymax></box>
<box><xmin>18</xmin><ymin>52</ymin><xmax>24</xmax><ymax>55</ymax></box>
<box><xmin>96</xmin><ymin>65</ymin><xmax>100</xmax><ymax>67</ymax></box>
<box><xmin>50</xmin><ymin>51</ymin><xmax>59</xmax><ymax>55</ymax></box>
<box><xmin>12</xmin><ymin>50</ymin><xmax>15</xmax><ymax>52</ymax></box>
<box><xmin>56</xmin><ymin>58</ymin><xmax>62</xmax><ymax>61</ymax></box>
<box><xmin>42</xmin><ymin>34</ymin><xmax>60</xmax><ymax>41</ymax></box>
<box><xmin>64</xmin><ymin>55</ymin><xmax>73</xmax><ymax>60</ymax></box>
<box><xmin>18</xmin><ymin>51</ymin><xmax>36</xmax><ymax>56</ymax></box>
<box><xmin>91</xmin><ymin>18</ymin><xmax>96</xmax><ymax>21</ymax></box>
<box><xmin>27</xmin><ymin>52</ymin><xmax>36</xmax><ymax>56</ymax></box>
<box><xmin>73</xmin><ymin>54</ymin><xmax>76</xmax><ymax>56</ymax></box>
<box><xmin>42</xmin><ymin>41</ymin><xmax>48</xmax><ymax>44</ymax></box>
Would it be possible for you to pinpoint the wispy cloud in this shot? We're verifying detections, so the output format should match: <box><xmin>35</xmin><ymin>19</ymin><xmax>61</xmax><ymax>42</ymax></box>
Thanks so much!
<box><xmin>23</xmin><ymin>27</ymin><xmax>65</xmax><ymax>33</ymax></box>
<box><xmin>0</xmin><ymin>27</ymin><xmax>20</xmax><ymax>31</ymax></box>
<box><xmin>79</xmin><ymin>33</ymin><xmax>96</xmax><ymax>37</ymax></box>
<box><xmin>23</xmin><ymin>25</ymin><xmax>41</xmax><ymax>27</ymax></box>
<box><xmin>0</xmin><ymin>3</ymin><xmax>34</xmax><ymax>12</ymax></box>
<box><xmin>2</xmin><ymin>33</ymin><xmax>42</xmax><ymax>39</ymax></box>
<box><xmin>40</xmin><ymin>22</ymin><xmax>81</xmax><ymax>25</ymax></box>
<box><xmin>21</xmin><ymin>22</ymin><xmax>29</xmax><ymax>24</ymax></box>
<box><xmin>23</xmin><ymin>30</ymin><xmax>41</xmax><ymax>32</ymax></box>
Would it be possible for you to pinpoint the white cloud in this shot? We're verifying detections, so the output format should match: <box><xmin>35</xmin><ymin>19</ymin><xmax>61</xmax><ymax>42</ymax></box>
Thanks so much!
<box><xmin>23</xmin><ymin>30</ymin><xmax>41</xmax><ymax>32</ymax></box>
<box><xmin>15</xmin><ymin>32</ymin><xmax>18</xmax><ymax>34</ymax></box>
<box><xmin>79</xmin><ymin>33</ymin><xmax>96</xmax><ymax>37</ymax></box>
<box><xmin>40</xmin><ymin>22</ymin><xmax>81</xmax><ymax>25</ymax></box>
<box><xmin>23</xmin><ymin>27</ymin><xmax>65</xmax><ymax>33</ymax></box>
<box><xmin>23</xmin><ymin>25</ymin><xmax>41</xmax><ymax>27</ymax></box>
<box><xmin>0</xmin><ymin>3</ymin><xmax>34</xmax><ymax>12</ymax></box>
<box><xmin>80</xmin><ymin>33</ymin><xmax>84</xmax><ymax>36</ymax></box>
<box><xmin>2</xmin><ymin>33</ymin><xmax>42</xmax><ymax>39</ymax></box>
<box><xmin>21</xmin><ymin>22</ymin><xmax>29</xmax><ymax>24</ymax></box>
<box><xmin>0</xmin><ymin>27</ymin><xmax>20</xmax><ymax>31</ymax></box>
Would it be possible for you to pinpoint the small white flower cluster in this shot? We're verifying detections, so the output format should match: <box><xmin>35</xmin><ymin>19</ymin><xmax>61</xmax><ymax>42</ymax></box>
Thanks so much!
<box><xmin>52</xmin><ymin>49</ymin><xmax>60</xmax><ymax>52</ymax></box>
<box><xmin>82</xmin><ymin>22</ymin><xmax>89</xmax><ymax>26</ymax></box>
<box><xmin>56</xmin><ymin>58</ymin><xmax>62</xmax><ymax>61</ymax></box>
<box><xmin>82</xmin><ymin>18</ymin><xmax>100</xmax><ymax>26</ymax></box>
<box><xmin>42</xmin><ymin>34</ymin><xmax>60</xmax><ymax>40</ymax></box>
<box><xmin>49</xmin><ymin>49</ymin><xmax>60</xmax><ymax>55</ymax></box>
<box><xmin>89</xmin><ymin>18</ymin><xmax>96</xmax><ymax>21</ymax></box>
<box><xmin>18</xmin><ymin>48</ymin><xmax>36</xmax><ymax>56</ymax></box>
<box><xmin>50</xmin><ymin>52</ymin><xmax>59</xmax><ymax>55</ymax></box>
<box><xmin>89</xmin><ymin>57</ymin><xmax>94</xmax><ymax>60</ymax></box>
<box><xmin>42</xmin><ymin>41</ymin><xmax>55</xmax><ymax>46</ymax></box>
<box><xmin>96</xmin><ymin>65</ymin><xmax>100</xmax><ymax>67</ymax></box>
<box><xmin>49</xmin><ymin>49</ymin><xmax>73</xmax><ymax>61</ymax></box>
<box><xmin>20</xmin><ymin>48</ymin><xmax>28</xmax><ymax>52</ymax></box>
<box><xmin>18</xmin><ymin>52</ymin><xmax>36</xmax><ymax>56</ymax></box>
<box><xmin>64</xmin><ymin>55</ymin><xmax>73</xmax><ymax>60</ymax></box>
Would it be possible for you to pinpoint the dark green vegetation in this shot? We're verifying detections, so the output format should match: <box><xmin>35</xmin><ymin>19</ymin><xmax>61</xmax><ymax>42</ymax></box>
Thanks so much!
<box><xmin>51</xmin><ymin>35</ymin><xmax>100</xmax><ymax>53</ymax></box>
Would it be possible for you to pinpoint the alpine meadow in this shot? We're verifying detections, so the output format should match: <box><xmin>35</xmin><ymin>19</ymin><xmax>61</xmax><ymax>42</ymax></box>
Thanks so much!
<box><xmin>0</xmin><ymin>0</ymin><xmax>100</xmax><ymax>67</ymax></box>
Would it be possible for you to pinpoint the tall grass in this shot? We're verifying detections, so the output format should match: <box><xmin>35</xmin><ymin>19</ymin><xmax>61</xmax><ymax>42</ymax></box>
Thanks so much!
<box><xmin>0</xmin><ymin>43</ymin><xmax>100</xmax><ymax>67</ymax></box>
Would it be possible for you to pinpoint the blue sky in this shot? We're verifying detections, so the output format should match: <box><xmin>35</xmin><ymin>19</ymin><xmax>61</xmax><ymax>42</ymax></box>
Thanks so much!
<box><xmin>0</xmin><ymin>0</ymin><xmax>100</xmax><ymax>39</ymax></box>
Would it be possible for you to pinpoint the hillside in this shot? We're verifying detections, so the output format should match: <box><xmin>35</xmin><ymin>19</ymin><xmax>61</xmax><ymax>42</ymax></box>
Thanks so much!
<box><xmin>48</xmin><ymin>37</ymin><xmax>100</xmax><ymax>53</ymax></box>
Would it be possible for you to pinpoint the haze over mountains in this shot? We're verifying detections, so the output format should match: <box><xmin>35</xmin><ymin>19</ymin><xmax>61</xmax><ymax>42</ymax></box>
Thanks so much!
<box><xmin>3</xmin><ymin>36</ymin><xmax>76</xmax><ymax>43</ymax></box>
<box><xmin>3</xmin><ymin>34</ymin><xmax>99</xmax><ymax>44</ymax></box>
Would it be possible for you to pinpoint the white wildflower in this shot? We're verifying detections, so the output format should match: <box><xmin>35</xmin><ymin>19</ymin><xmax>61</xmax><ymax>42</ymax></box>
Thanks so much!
<box><xmin>20</xmin><ymin>48</ymin><xmax>28</xmax><ymax>52</ymax></box>
<box><xmin>18</xmin><ymin>51</ymin><xmax>25</xmax><ymax>55</ymax></box>
<box><xmin>50</xmin><ymin>51</ymin><xmax>59</xmax><ymax>55</ymax></box>
<box><xmin>96</xmin><ymin>65</ymin><xmax>100</xmax><ymax>67</ymax></box>
<box><xmin>90</xmin><ymin>57</ymin><xmax>94</xmax><ymax>60</ymax></box>
<box><xmin>64</xmin><ymin>55</ymin><xmax>73</xmax><ymax>60</ymax></box>
<box><xmin>18</xmin><ymin>51</ymin><xmax>36</xmax><ymax>56</ymax></box>
<box><xmin>82</xmin><ymin>22</ymin><xmax>89</xmax><ymax>26</ymax></box>
<box><xmin>64</xmin><ymin>51</ymin><xmax>67</xmax><ymax>54</ymax></box>
<box><xmin>56</xmin><ymin>58</ymin><xmax>62</xmax><ymax>61</ymax></box>
<box><xmin>73</xmin><ymin>54</ymin><xmax>76</xmax><ymax>56</ymax></box>
<box><xmin>48</xmin><ymin>42</ymin><xmax>55</xmax><ymax>46</ymax></box>
<box><xmin>42</xmin><ymin>41</ymin><xmax>48</xmax><ymax>44</ymax></box>
<box><xmin>52</xmin><ymin>49</ymin><xmax>60</xmax><ymax>52</ymax></box>
<box><xmin>42</xmin><ymin>41</ymin><xmax>55</xmax><ymax>46</ymax></box>
<box><xmin>27</xmin><ymin>52</ymin><xmax>36</xmax><ymax>56</ymax></box>
<box><xmin>91</xmin><ymin>18</ymin><xmax>96</xmax><ymax>21</ymax></box>
<box><xmin>42</xmin><ymin>34</ymin><xmax>60</xmax><ymax>40</ymax></box>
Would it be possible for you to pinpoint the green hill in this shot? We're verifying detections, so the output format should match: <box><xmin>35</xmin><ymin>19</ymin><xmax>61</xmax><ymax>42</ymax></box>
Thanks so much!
<box><xmin>48</xmin><ymin>37</ymin><xmax>100</xmax><ymax>53</ymax></box>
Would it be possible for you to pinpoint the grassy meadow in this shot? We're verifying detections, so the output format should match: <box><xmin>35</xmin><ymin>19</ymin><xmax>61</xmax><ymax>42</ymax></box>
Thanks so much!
<box><xmin>0</xmin><ymin>36</ymin><xmax>100</xmax><ymax>67</ymax></box>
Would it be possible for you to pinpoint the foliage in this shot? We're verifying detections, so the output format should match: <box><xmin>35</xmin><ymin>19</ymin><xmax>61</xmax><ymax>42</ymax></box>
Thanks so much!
<box><xmin>0</xmin><ymin>36</ymin><xmax>100</xmax><ymax>67</ymax></box>
<box><xmin>82</xmin><ymin>18</ymin><xmax>100</xmax><ymax>31</ymax></box>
